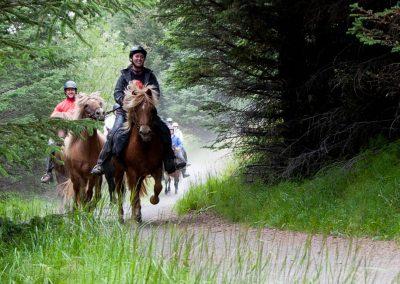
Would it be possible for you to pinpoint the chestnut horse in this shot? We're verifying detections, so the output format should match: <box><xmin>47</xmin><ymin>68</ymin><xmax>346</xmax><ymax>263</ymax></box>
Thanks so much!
<box><xmin>113</xmin><ymin>81</ymin><xmax>164</xmax><ymax>222</ymax></box>
<box><xmin>61</xmin><ymin>92</ymin><xmax>106</xmax><ymax>209</ymax></box>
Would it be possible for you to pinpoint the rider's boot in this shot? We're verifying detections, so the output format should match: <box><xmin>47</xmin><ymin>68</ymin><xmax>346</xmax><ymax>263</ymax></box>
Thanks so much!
<box><xmin>40</xmin><ymin>156</ymin><xmax>54</xmax><ymax>183</ymax></box>
<box><xmin>91</xmin><ymin>139</ymin><xmax>112</xmax><ymax>175</ymax></box>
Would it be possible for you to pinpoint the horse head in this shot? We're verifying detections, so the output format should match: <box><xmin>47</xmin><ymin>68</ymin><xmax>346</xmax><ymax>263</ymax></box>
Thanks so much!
<box><xmin>75</xmin><ymin>92</ymin><xmax>105</xmax><ymax>121</ymax></box>
<box><xmin>123</xmin><ymin>80</ymin><xmax>159</xmax><ymax>142</ymax></box>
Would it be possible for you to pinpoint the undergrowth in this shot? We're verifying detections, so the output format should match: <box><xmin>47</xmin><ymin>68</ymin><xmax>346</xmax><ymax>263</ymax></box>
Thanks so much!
<box><xmin>176</xmin><ymin>140</ymin><xmax>400</xmax><ymax>240</ymax></box>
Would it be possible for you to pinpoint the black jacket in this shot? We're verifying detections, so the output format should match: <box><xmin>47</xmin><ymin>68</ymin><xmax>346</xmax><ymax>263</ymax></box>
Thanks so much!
<box><xmin>114</xmin><ymin>65</ymin><xmax>160</xmax><ymax>107</ymax></box>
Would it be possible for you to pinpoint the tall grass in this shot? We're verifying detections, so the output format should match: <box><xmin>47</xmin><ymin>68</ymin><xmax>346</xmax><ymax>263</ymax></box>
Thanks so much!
<box><xmin>2</xmin><ymin>193</ymin><xmax>397</xmax><ymax>282</ymax></box>
<box><xmin>177</xmin><ymin>141</ymin><xmax>400</xmax><ymax>240</ymax></box>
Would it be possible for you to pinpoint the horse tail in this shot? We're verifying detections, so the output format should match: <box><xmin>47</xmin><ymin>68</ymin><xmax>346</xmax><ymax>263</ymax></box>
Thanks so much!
<box><xmin>57</xmin><ymin>178</ymin><xmax>74</xmax><ymax>200</ymax></box>
<box><xmin>137</xmin><ymin>176</ymin><xmax>149</xmax><ymax>197</ymax></box>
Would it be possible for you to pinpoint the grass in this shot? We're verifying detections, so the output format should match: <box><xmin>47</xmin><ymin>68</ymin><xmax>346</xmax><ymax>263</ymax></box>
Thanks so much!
<box><xmin>0</xmin><ymin>194</ymin><xmax>201</xmax><ymax>283</ymax></box>
<box><xmin>176</xmin><ymin>140</ymin><xmax>400</xmax><ymax>240</ymax></box>
<box><xmin>1</xmin><ymin>192</ymin><xmax>396</xmax><ymax>282</ymax></box>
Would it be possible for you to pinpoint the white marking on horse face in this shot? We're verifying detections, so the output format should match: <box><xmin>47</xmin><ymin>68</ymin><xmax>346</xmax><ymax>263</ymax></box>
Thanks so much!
<box><xmin>142</xmin><ymin>104</ymin><xmax>145</xmax><ymax>110</ymax></box>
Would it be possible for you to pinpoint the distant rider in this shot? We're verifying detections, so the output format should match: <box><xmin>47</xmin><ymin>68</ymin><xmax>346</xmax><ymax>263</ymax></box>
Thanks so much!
<box><xmin>170</xmin><ymin>126</ymin><xmax>189</xmax><ymax>178</ymax></box>
<box><xmin>172</xmin><ymin>122</ymin><xmax>189</xmax><ymax>177</ymax></box>
<box><xmin>40</xmin><ymin>80</ymin><xmax>77</xmax><ymax>183</ymax></box>
<box><xmin>172</xmin><ymin>122</ymin><xmax>184</xmax><ymax>143</ymax></box>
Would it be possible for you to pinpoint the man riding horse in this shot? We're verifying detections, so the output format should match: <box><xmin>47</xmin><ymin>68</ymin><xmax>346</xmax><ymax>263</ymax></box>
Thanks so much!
<box><xmin>41</xmin><ymin>80</ymin><xmax>77</xmax><ymax>183</ymax></box>
<box><xmin>90</xmin><ymin>45</ymin><xmax>186</xmax><ymax>175</ymax></box>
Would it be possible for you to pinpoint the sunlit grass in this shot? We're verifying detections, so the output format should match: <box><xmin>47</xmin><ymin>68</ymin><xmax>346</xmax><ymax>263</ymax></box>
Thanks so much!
<box><xmin>177</xmin><ymin>141</ymin><xmax>400</xmax><ymax>240</ymax></box>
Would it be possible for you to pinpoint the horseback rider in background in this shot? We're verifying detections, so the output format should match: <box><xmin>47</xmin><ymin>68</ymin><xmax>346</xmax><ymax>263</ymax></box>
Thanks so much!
<box><xmin>170</xmin><ymin>124</ymin><xmax>190</xmax><ymax>178</ymax></box>
<box><xmin>90</xmin><ymin>45</ymin><xmax>186</xmax><ymax>175</ymax></box>
<box><xmin>40</xmin><ymin>80</ymin><xmax>77</xmax><ymax>183</ymax></box>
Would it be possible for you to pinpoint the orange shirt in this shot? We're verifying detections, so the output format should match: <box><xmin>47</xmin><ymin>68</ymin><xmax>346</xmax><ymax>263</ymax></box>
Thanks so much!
<box><xmin>51</xmin><ymin>97</ymin><xmax>76</xmax><ymax>116</ymax></box>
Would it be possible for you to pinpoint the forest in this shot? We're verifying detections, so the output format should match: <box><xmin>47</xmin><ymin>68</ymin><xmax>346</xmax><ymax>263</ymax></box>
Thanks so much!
<box><xmin>1</xmin><ymin>0</ymin><xmax>400</xmax><ymax>282</ymax></box>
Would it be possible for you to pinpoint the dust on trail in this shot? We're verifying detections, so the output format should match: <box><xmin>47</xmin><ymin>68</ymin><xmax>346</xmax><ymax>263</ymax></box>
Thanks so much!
<box><xmin>127</xmin><ymin>144</ymin><xmax>400</xmax><ymax>283</ymax></box>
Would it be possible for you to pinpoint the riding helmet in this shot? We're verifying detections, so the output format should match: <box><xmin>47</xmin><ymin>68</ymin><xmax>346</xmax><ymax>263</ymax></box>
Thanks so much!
<box><xmin>63</xmin><ymin>80</ymin><xmax>77</xmax><ymax>91</ymax></box>
<box><xmin>129</xmin><ymin>45</ymin><xmax>147</xmax><ymax>59</ymax></box>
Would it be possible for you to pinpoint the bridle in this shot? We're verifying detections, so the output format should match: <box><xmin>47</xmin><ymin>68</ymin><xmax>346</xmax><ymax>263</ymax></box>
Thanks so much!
<box><xmin>131</xmin><ymin>100</ymin><xmax>154</xmax><ymax>132</ymax></box>
<box><xmin>84</xmin><ymin>105</ymin><xmax>102</xmax><ymax>120</ymax></box>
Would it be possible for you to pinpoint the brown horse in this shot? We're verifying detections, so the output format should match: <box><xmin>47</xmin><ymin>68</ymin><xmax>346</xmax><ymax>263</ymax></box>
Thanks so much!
<box><xmin>113</xmin><ymin>81</ymin><xmax>164</xmax><ymax>222</ymax></box>
<box><xmin>61</xmin><ymin>92</ymin><xmax>106</xmax><ymax>209</ymax></box>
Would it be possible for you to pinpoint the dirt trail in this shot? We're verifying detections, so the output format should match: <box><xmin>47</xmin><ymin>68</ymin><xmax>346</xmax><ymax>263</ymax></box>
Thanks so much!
<box><xmin>131</xmin><ymin>145</ymin><xmax>400</xmax><ymax>283</ymax></box>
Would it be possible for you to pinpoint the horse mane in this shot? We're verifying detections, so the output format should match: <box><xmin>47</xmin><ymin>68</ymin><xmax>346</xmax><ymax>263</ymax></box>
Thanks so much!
<box><xmin>123</xmin><ymin>81</ymin><xmax>159</xmax><ymax>131</ymax></box>
<box><xmin>72</xmin><ymin>91</ymin><xmax>104</xmax><ymax>120</ymax></box>
<box><xmin>64</xmin><ymin>92</ymin><xmax>104</xmax><ymax>151</ymax></box>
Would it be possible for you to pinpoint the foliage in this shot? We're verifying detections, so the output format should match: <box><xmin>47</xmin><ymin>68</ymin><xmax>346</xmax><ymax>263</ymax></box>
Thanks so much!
<box><xmin>0</xmin><ymin>0</ymin><xmax>138</xmax><ymax>63</ymax></box>
<box><xmin>158</xmin><ymin>0</ymin><xmax>400</xmax><ymax>181</ymax></box>
<box><xmin>349</xmin><ymin>3</ymin><xmax>400</xmax><ymax>52</ymax></box>
<box><xmin>177</xmin><ymin>139</ymin><xmax>400</xmax><ymax>240</ymax></box>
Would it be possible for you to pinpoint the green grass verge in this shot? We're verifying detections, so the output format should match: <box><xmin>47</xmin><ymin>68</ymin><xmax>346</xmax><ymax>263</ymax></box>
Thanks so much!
<box><xmin>176</xmin><ymin>141</ymin><xmax>400</xmax><ymax>240</ymax></box>
<box><xmin>0</xmin><ymin>195</ymin><xmax>205</xmax><ymax>283</ymax></box>
<box><xmin>1</xmin><ymin>189</ymin><xmax>397</xmax><ymax>282</ymax></box>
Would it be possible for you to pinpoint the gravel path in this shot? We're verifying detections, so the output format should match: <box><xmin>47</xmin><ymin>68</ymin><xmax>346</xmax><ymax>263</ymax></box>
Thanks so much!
<box><xmin>128</xmin><ymin>147</ymin><xmax>400</xmax><ymax>283</ymax></box>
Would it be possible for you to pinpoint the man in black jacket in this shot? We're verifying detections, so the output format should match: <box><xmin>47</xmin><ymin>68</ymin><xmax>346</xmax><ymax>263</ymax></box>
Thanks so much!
<box><xmin>91</xmin><ymin>45</ymin><xmax>185</xmax><ymax>175</ymax></box>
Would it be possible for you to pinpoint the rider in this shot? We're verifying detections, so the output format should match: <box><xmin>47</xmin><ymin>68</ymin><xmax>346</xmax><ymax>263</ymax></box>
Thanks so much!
<box><xmin>172</xmin><ymin>122</ymin><xmax>184</xmax><ymax>143</ymax></box>
<box><xmin>40</xmin><ymin>80</ymin><xmax>78</xmax><ymax>183</ymax></box>
<box><xmin>170</xmin><ymin>127</ymin><xmax>186</xmax><ymax>165</ymax></box>
<box><xmin>171</xmin><ymin>122</ymin><xmax>189</xmax><ymax>178</ymax></box>
<box><xmin>90</xmin><ymin>45</ymin><xmax>186</xmax><ymax>175</ymax></box>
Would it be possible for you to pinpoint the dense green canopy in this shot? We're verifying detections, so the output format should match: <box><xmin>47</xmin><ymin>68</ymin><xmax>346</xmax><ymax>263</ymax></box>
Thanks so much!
<box><xmin>159</xmin><ymin>0</ymin><xmax>400</xmax><ymax>180</ymax></box>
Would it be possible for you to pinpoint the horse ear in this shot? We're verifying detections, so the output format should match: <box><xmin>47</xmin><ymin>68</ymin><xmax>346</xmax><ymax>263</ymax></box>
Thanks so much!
<box><xmin>76</xmin><ymin>93</ymin><xmax>85</xmax><ymax>100</ymax></box>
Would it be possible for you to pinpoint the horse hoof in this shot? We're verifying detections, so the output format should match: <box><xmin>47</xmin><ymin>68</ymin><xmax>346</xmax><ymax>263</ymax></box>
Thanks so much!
<box><xmin>136</xmin><ymin>216</ymin><xmax>142</xmax><ymax>223</ymax></box>
<box><xmin>150</xmin><ymin>196</ymin><xmax>159</xmax><ymax>205</ymax></box>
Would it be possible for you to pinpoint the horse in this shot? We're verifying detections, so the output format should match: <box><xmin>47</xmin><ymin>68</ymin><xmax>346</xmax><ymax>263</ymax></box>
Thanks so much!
<box><xmin>112</xmin><ymin>81</ymin><xmax>163</xmax><ymax>223</ymax></box>
<box><xmin>164</xmin><ymin>149</ymin><xmax>183</xmax><ymax>195</ymax></box>
<box><xmin>164</xmin><ymin>169</ymin><xmax>180</xmax><ymax>195</ymax></box>
<box><xmin>61</xmin><ymin>92</ymin><xmax>106</xmax><ymax>210</ymax></box>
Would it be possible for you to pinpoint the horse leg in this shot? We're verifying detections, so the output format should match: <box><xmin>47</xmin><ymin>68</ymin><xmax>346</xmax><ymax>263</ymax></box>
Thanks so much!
<box><xmin>94</xmin><ymin>176</ymin><xmax>102</xmax><ymax>206</ymax></box>
<box><xmin>130</xmin><ymin>175</ymin><xmax>143</xmax><ymax>223</ymax></box>
<box><xmin>71</xmin><ymin>177</ymin><xmax>81</xmax><ymax>210</ymax></box>
<box><xmin>86</xmin><ymin>177</ymin><xmax>95</xmax><ymax>206</ymax></box>
<box><xmin>165</xmin><ymin>176</ymin><xmax>171</xmax><ymax>194</ymax></box>
<box><xmin>126</xmin><ymin>170</ymin><xmax>139</xmax><ymax>222</ymax></box>
<box><xmin>174</xmin><ymin>175</ymin><xmax>179</xmax><ymax>194</ymax></box>
<box><xmin>150</xmin><ymin>168</ymin><xmax>163</xmax><ymax>205</ymax></box>
<box><xmin>103</xmin><ymin>161</ymin><xmax>116</xmax><ymax>204</ymax></box>
<box><xmin>115</xmin><ymin>175</ymin><xmax>125</xmax><ymax>222</ymax></box>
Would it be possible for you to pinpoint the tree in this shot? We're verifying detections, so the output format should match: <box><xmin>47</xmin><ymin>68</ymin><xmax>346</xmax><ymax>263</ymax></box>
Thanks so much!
<box><xmin>0</xmin><ymin>1</ymin><xmax>145</xmax><ymax>178</ymax></box>
<box><xmin>158</xmin><ymin>0</ymin><xmax>400</xmax><ymax>181</ymax></box>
